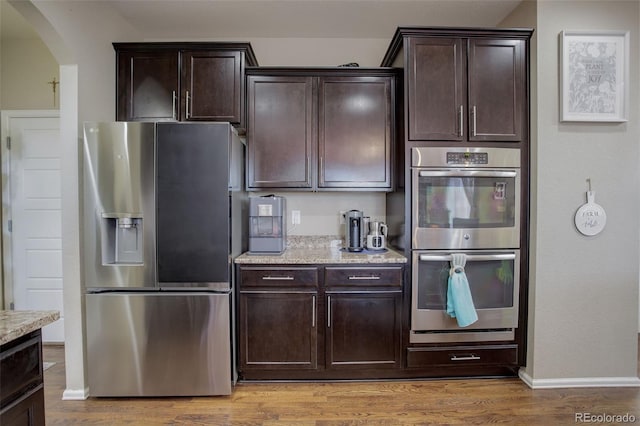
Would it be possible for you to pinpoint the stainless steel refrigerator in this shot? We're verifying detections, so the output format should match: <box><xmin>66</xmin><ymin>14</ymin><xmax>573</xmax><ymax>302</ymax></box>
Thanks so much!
<box><xmin>82</xmin><ymin>121</ymin><xmax>245</xmax><ymax>397</ymax></box>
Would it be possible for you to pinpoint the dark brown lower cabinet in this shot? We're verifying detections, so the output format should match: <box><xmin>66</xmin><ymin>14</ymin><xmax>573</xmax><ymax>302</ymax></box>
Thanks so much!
<box><xmin>0</xmin><ymin>387</ymin><xmax>45</xmax><ymax>426</ymax></box>
<box><xmin>326</xmin><ymin>291</ymin><xmax>401</xmax><ymax>369</ymax></box>
<box><xmin>406</xmin><ymin>345</ymin><xmax>518</xmax><ymax>368</ymax></box>
<box><xmin>237</xmin><ymin>264</ymin><xmax>403</xmax><ymax>379</ymax></box>
<box><xmin>0</xmin><ymin>331</ymin><xmax>45</xmax><ymax>426</ymax></box>
<box><xmin>239</xmin><ymin>291</ymin><xmax>317</xmax><ymax>370</ymax></box>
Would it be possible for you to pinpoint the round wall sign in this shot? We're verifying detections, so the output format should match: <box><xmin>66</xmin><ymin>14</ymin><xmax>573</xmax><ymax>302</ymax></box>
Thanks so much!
<box><xmin>574</xmin><ymin>191</ymin><xmax>606</xmax><ymax>236</ymax></box>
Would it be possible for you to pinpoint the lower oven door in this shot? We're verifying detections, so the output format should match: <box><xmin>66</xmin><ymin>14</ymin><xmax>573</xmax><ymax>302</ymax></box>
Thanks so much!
<box><xmin>411</xmin><ymin>250</ymin><xmax>519</xmax><ymax>343</ymax></box>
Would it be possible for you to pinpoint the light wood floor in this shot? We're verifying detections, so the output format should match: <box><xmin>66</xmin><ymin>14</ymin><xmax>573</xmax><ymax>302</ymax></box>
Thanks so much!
<box><xmin>43</xmin><ymin>345</ymin><xmax>640</xmax><ymax>425</ymax></box>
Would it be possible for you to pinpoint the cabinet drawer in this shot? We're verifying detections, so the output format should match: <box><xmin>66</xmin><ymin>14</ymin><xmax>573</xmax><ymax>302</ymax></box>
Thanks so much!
<box><xmin>406</xmin><ymin>345</ymin><xmax>517</xmax><ymax>368</ymax></box>
<box><xmin>240</xmin><ymin>266</ymin><xmax>318</xmax><ymax>288</ymax></box>
<box><xmin>325</xmin><ymin>266</ymin><xmax>402</xmax><ymax>287</ymax></box>
<box><xmin>1</xmin><ymin>332</ymin><xmax>43</xmax><ymax>409</ymax></box>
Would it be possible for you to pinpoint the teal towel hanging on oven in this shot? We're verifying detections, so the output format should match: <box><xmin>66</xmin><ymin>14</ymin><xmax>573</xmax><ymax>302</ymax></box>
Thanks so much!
<box><xmin>446</xmin><ymin>253</ymin><xmax>478</xmax><ymax>327</ymax></box>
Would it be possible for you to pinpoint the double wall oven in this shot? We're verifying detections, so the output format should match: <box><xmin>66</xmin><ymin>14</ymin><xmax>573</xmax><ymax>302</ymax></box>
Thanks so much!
<box><xmin>410</xmin><ymin>147</ymin><xmax>521</xmax><ymax>343</ymax></box>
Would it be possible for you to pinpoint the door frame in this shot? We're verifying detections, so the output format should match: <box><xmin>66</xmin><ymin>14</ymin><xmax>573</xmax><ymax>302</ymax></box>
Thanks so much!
<box><xmin>0</xmin><ymin>109</ymin><xmax>60</xmax><ymax>309</ymax></box>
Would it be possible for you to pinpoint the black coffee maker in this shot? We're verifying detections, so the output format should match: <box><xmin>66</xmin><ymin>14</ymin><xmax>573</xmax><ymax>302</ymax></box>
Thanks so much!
<box><xmin>344</xmin><ymin>210</ymin><xmax>364</xmax><ymax>252</ymax></box>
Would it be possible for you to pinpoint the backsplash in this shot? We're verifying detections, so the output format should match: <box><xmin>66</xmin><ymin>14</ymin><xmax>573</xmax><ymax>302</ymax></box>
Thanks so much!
<box><xmin>250</xmin><ymin>191</ymin><xmax>386</xmax><ymax>236</ymax></box>
<box><xmin>286</xmin><ymin>235</ymin><xmax>342</xmax><ymax>248</ymax></box>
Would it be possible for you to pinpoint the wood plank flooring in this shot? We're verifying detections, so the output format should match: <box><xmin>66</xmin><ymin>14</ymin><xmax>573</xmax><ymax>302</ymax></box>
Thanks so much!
<box><xmin>43</xmin><ymin>345</ymin><xmax>640</xmax><ymax>425</ymax></box>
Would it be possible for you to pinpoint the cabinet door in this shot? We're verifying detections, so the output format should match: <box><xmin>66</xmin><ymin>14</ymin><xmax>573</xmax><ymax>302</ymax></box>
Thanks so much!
<box><xmin>181</xmin><ymin>50</ymin><xmax>242</xmax><ymax>123</ymax></box>
<box><xmin>408</xmin><ymin>38</ymin><xmax>465</xmax><ymax>141</ymax></box>
<box><xmin>247</xmin><ymin>75</ymin><xmax>314</xmax><ymax>189</ymax></box>
<box><xmin>318</xmin><ymin>76</ymin><xmax>393</xmax><ymax>189</ymax></box>
<box><xmin>239</xmin><ymin>292</ymin><xmax>318</xmax><ymax>370</ymax></box>
<box><xmin>468</xmin><ymin>39</ymin><xmax>525</xmax><ymax>141</ymax></box>
<box><xmin>116</xmin><ymin>50</ymin><xmax>179</xmax><ymax>121</ymax></box>
<box><xmin>326</xmin><ymin>291</ymin><xmax>401</xmax><ymax>369</ymax></box>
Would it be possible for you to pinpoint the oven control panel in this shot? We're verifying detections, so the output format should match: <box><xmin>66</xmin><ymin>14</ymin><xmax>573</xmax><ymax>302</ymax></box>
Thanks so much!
<box><xmin>446</xmin><ymin>151</ymin><xmax>489</xmax><ymax>165</ymax></box>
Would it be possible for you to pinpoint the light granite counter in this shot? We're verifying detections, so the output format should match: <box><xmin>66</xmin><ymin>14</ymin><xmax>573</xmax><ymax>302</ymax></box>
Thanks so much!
<box><xmin>0</xmin><ymin>310</ymin><xmax>60</xmax><ymax>345</ymax></box>
<box><xmin>236</xmin><ymin>235</ymin><xmax>407</xmax><ymax>265</ymax></box>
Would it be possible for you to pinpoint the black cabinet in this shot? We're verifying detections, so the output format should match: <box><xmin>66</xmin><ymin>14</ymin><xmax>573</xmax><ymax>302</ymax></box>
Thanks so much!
<box><xmin>246</xmin><ymin>68</ymin><xmax>397</xmax><ymax>191</ymax></box>
<box><xmin>114</xmin><ymin>43</ymin><xmax>257</xmax><ymax>127</ymax></box>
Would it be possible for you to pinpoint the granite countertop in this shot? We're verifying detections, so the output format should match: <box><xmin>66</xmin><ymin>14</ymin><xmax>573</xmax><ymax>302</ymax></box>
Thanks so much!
<box><xmin>0</xmin><ymin>310</ymin><xmax>60</xmax><ymax>345</ymax></box>
<box><xmin>236</xmin><ymin>235</ymin><xmax>407</xmax><ymax>265</ymax></box>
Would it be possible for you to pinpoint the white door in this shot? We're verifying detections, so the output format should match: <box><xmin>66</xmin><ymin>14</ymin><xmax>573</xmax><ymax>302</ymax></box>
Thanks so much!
<box><xmin>2</xmin><ymin>111</ymin><xmax>64</xmax><ymax>342</ymax></box>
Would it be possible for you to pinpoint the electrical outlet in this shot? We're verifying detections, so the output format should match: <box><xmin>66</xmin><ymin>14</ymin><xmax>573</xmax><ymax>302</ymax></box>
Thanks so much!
<box><xmin>292</xmin><ymin>210</ymin><xmax>301</xmax><ymax>225</ymax></box>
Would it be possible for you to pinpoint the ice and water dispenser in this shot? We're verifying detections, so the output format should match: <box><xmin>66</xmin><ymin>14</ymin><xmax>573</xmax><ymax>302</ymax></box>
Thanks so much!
<box><xmin>101</xmin><ymin>214</ymin><xmax>144</xmax><ymax>264</ymax></box>
<box><xmin>249</xmin><ymin>196</ymin><xmax>286</xmax><ymax>254</ymax></box>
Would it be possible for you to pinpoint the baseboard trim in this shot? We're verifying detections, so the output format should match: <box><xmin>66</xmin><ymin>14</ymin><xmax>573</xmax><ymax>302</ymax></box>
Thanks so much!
<box><xmin>519</xmin><ymin>368</ymin><xmax>640</xmax><ymax>389</ymax></box>
<box><xmin>62</xmin><ymin>387</ymin><xmax>89</xmax><ymax>400</ymax></box>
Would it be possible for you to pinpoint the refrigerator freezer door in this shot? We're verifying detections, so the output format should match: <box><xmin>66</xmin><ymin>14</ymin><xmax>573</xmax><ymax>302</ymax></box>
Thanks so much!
<box><xmin>86</xmin><ymin>292</ymin><xmax>232</xmax><ymax>396</ymax></box>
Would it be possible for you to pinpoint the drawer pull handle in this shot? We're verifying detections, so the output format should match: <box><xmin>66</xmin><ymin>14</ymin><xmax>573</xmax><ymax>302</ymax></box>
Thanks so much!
<box><xmin>348</xmin><ymin>275</ymin><xmax>380</xmax><ymax>280</ymax></box>
<box><xmin>262</xmin><ymin>276</ymin><xmax>295</xmax><ymax>281</ymax></box>
<box><xmin>450</xmin><ymin>354</ymin><xmax>480</xmax><ymax>361</ymax></box>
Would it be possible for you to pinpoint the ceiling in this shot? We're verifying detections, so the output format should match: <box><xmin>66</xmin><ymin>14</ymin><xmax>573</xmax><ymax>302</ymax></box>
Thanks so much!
<box><xmin>2</xmin><ymin>0</ymin><xmax>524</xmax><ymax>42</ymax></box>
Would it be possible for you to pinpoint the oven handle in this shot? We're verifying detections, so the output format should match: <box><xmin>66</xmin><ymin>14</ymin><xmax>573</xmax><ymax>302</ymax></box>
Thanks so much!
<box><xmin>418</xmin><ymin>170</ymin><xmax>517</xmax><ymax>178</ymax></box>
<box><xmin>418</xmin><ymin>253</ymin><xmax>516</xmax><ymax>262</ymax></box>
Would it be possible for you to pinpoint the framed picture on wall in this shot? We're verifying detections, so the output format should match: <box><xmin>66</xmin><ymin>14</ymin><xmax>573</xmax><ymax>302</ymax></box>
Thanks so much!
<box><xmin>560</xmin><ymin>30</ymin><xmax>629</xmax><ymax>122</ymax></box>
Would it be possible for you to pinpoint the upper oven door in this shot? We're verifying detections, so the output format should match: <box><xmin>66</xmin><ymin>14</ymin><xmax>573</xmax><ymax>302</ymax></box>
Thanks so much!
<box><xmin>412</xmin><ymin>167</ymin><xmax>520</xmax><ymax>249</ymax></box>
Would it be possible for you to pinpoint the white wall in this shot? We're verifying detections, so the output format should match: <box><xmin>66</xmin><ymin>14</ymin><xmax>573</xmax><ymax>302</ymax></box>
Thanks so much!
<box><xmin>0</xmin><ymin>38</ymin><xmax>59</xmax><ymax>109</ymax></box>
<box><xmin>507</xmin><ymin>0</ymin><xmax>639</xmax><ymax>386</ymax></box>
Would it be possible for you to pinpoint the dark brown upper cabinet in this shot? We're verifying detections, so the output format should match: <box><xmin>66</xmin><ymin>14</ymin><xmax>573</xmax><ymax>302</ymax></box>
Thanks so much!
<box><xmin>114</xmin><ymin>42</ymin><xmax>257</xmax><ymax>127</ymax></box>
<box><xmin>246</xmin><ymin>74</ymin><xmax>315</xmax><ymax>189</ymax></box>
<box><xmin>467</xmin><ymin>38</ymin><xmax>525</xmax><ymax>142</ymax></box>
<box><xmin>116</xmin><ymin>49</ymin><xmax>179</xmax><ymax>122</ymax></box>
<box><xmin>382</xmin><ymin>28</ymin><xmax>531</xmax><ymax>143</ymax></box>
<box><xmin>318</xmin><ymin>76</ymin><xmax>393</xmax><ymax>189</ymax></box>
<box><xmin>246</xmin><ymin>68</ymin><xmax>397</xmax><ymax>192</ymax></box>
